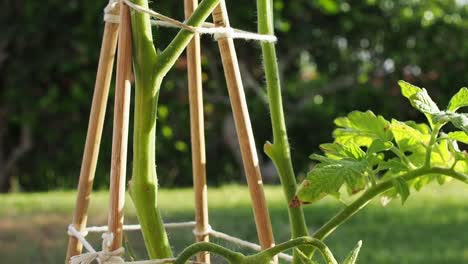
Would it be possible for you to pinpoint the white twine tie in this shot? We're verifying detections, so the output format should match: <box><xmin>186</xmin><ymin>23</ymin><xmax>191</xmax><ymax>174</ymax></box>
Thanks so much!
<box><xmin>102</xmin><ymin>0</ymin><xmax>277</xmax><ymax>43</ymax></box>
<box><xmin>68</xmin><ymin>225</ymin><xmax>125</xmax><ymax>264</ymax></box>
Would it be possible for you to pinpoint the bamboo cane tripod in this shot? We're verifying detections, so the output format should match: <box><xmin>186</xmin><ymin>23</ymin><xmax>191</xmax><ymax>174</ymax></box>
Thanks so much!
<box><xmin>65</xmin><ymin>1</ymin><xmax>276</xmax><ymax>263</ymax></box>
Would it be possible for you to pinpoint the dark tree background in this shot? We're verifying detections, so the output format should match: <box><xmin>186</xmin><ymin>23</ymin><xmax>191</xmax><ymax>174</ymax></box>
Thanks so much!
<box><xmin>1</xmin><ymin>0</ymin><xmax>467</xmax><ymax>192</ymax></box>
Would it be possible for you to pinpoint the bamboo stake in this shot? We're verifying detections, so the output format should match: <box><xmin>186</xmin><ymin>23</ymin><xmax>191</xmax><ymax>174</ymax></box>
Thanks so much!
<box><xmin>65</xmin><ymin>4</ymin><xmax>119</xmax><ymax>263</ymax></box>
<box><xmin>107</xmin><ymin>2</ymin><xmax>132</xmax><ymax>251</ymax></box>
<box><xmin>184</xmin><ymin>0</ymin><xmax>210</xmax><ymax>263</ymax></box>
<box><xmin>211</xmin><ymin>1</ymin><xmax>276</xmax><ymax>253</ymax></box>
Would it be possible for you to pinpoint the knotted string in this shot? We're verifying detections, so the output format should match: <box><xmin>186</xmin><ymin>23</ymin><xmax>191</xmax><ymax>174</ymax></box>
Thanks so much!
<box><xmin>102</xmin><ymin>0</ymin><xmax>277</xmax><ymax>43</ymax></box>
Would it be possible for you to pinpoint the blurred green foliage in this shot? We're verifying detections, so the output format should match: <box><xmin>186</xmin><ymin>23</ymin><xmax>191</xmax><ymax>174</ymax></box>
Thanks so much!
<box><xmin>0</xmin><ymin>0</ymin><xmax>466</xmax><ymax>191</ymax></box>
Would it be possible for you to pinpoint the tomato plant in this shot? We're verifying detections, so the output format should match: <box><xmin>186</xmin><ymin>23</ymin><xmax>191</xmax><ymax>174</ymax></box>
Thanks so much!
<box><xmin>126</xmin><ymin>0</ymin><xmax>468</xmax><ymax>262</ymax></box>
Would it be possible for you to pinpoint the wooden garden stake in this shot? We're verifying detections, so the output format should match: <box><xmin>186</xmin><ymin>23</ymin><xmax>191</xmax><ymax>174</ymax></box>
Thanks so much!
<box><xmin>212</xmin><ymin>1</ymin><xmax>276</xmax><ymax>254</ymax></box>
<box><xmin>184</xmin><ymin>0</ymin><xmax>210</xmax><ymax>263</ymax></box>
<box><xmin>107</xmin><ymin>2</ymin><xmax>132</xmax><ymax>251</ymax></box>
<box><xmin>65</xmin><ymin>2</ymin><xmax>119</xmax><ymax>262</ymax></box>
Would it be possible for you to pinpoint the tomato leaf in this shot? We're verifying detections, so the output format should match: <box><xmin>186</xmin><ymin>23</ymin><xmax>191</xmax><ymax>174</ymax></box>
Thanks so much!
<box><xmin>298</xmin><ymin>81</ymin><xmax>468</xmax><ymax>209</ymax></box>
<box><xmin>450</xmin><ymin>113</ymin><xmax>468</xmax><ymax>134</ymax></box>
<box><xmin>297</xmin><ymin>159</ymin><xmax>369</xmax><ymax>203</ymax></box>
<box><xmin>320</xmin><ymin>142</ymin><xmax>366</xmax><ymax>160</ymax></box>
<box><xmin>367</xmin><ymin>139</ymin><xmax>393</xmax><ymax>155</ymax></box>
<box><xmin>431</xmin><ymin>140</ymin><xmax>455</xmax><ymax>168</ymax></box>
<box><xmin>399</xmin><ymin>80</ymin><xmax>421</xmax><ymax>99</ymax></box>
<box><xmin>333</xmin><ymin>111</ymin><xmax>392</xmax><ymax>146</ymax></box>
<box><xmin>399</xmin><ymin>81</ymin><xmax>440</xmax><ymax>114</ymax></box>
<box><xmin>412</xmin><ymin>88</ymin><xmax>440</xmax><ymax>114</ymax></box>
<box><xmin>447</xmin><ymin>131</ymin><xmax>468</xmax><ymax>144</ymax></box>
<box><xmin>342</xmin><ymin>240</ymin><xmax>363</xmax><ymax>264</ymax></box>
<box><xmin>434</xmin><ymin>112</ymin><xmax>468</xmax><ymax>133</ymax></box>
<box><xmin>391</xmin><ymin>119</ymin><xmax>430</xmax><ymax>150</ymax></box>
<box><xmin>391</xmin><ymin>177</ymin><xmax>410</xmax><ymax>204</ymax></box>
<box><xmin>447</xmin><ymin>87</ymin><xmax>468</xmax><ymax>112</ymax></box>
<box><xmin>398</xmin><ymin>81</ymin><xmax>441</xmax><ymax>127</ymax></box>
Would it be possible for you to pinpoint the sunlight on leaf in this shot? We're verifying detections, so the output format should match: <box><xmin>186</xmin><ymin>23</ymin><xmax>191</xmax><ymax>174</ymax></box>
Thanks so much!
<box><xmin>431</xmin><ymin>140</ymin><xmax>455</xmax><ymax>168</ymax></box>
<box><xmin>320</xmin><ymin>142</ymin><xmax>366</xmax><ymax>160</ymax></box>
<box><xmin>399</xmin><ymin>80</ymin><xmax>421</xmax><ymax>99</ymax></box>
<box><xmin>333</xmin><ymin>111</ymin><xmax>392</xmax><ymax>146</ymax></box>
<box><xmin>447</xmin><ymin>131</ymin><xmax>468</xmax><ymax>144</ymax></box>
<box><xmin>391</xmin><ymin>119</ymin><xmax>430</xmax><ymax>150</ymax></box>
<box><xmin>298</xmin><ymin>81</ymin><xmax>468</xmax><ymax>210</ymax></box>
<box><xmin>297</xmin><ymin>159</ymin><xmax>369</xmax><ymax>203</ymax></box>
<box><xmin>412</xmin><ymin>88</ymin><xmax>440</xmax><ymax>114</ymax></box>
<box><xmin>447</xmin><ymin>87</ymin><xmax>468</xmax><ymax>112</ymax></box>
<box><xmin>367</xmin><ymin>139</ymin><xmax>393</xmax><ymax>155</ymax></box>
<box><xmin>434</xmin><ymin>112</ymin><xmax>468</xmax><ymax>133</ymax></box>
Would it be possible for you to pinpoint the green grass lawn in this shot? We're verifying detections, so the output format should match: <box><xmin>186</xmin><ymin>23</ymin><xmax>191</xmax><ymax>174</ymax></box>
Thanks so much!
<box><xmin>1</xmin><ymin>182</ymin><xmax>467</xmax><ymax>263</ymax></box>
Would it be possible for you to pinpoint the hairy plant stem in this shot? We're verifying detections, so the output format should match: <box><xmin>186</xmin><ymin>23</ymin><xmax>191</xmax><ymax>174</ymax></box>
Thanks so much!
<box><xmin>174</xmin><ymin>237</ymin><xmax>339</xmax><ymax>264</ymax></box>
<box><xmin>128</xmin><ymin>0</ymin><xmax>220</xmax><ymax>259</ymax></box>
<box><xmin>256</xmin><ymin>1</ymin><xmax>309</xmax><ymax>260</ymax></box>
<box><xmin>174</xmin><ymin>242</ymin><xmax>244</xmax><ymax>264</ymax></box>
<box><xmin>424</xmin><ymin>124</ymin><xmax>442</xmax><ymax>167</ymax></box>
<box><xmin>312</xmin><ymin>167</ymin><xmax>468</xmax><ymax>241</ymax></box>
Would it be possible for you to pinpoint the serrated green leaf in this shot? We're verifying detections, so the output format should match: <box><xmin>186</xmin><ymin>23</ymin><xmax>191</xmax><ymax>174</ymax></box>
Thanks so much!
<box><xmin>404</xmin><ymin>120</ymin><xmax>431</xmax><ymax>134</ymax></box>
<box><xmin>399</xmin><ymin>80</ymin><xmax>421</xmax><ymax>99</ymax></box>
<box><xmin>391</xmin><ymin>178</ymin><xmax>410</xmax><ymax>204</ymax></box>
<box><xmin>367</xmin><ymin>139</ymin><xmax>393</xmax><ymax>155</ymax></box>
<box><xmin>447</xmin><ymin>131</ymin><xmax>468</xmax><ymax>144</ymax></box>
<box><xmin>398</xmin><ymin>81</ymin><xmax>440</xmax><ymax>127</ymax></box>
<box><xmin>450</xmin><ymin>113</ymin><xmax>468</xmax><ymax>134</ymax></box>
<box><xmin>398</xmin><ymin>81</ymin><xmax>440</xmax><ymax>114</ymax></box>
<box><xmin>320</xmin><ymin>142</ymin><xmax>366</xmax><ymax>160</ymax></box>
<box><xmin>447</xmin><ymin>87</ymin><xmax>468</xmax><ymax>112</ymax></box>
<box><xmin>366</xmin><ymin>151</ymin><xmax>385</xmax><ymax>168</ymax></box>
<box><xmin>296</xmin><ymin>167</ymin><xmax>344</xmax><ymax>204</ymax></box>
<box><xmin>412</xmin><ymin>89</ymin><xmax>440</xmax><ymax>114</ymax></box>
<box><xmin>378</xmin><ymin>158</ymin><xmax>408</xmax><ymax>175</ymax></box>
<box><xmin>309</xmin><ymin>154</ymin><xmax>335</xmax><ymax>165</ymax></box>
<box><xmin>390</xmin><ymin>119</ymin><xmax>429</xmax><ymax>151</ymax></box>
<box><xmin>431</xmin><ymin>140</ymin><xmax>455</xmax><ymax>168</ymax></box>
<box><xmin>297</xmin><ymin>159</ymin><xmax>369</xmax><ymax>203</ymax></box>
<box><xmin>333</xmin><ymin>111</ymin><xmax>392</xmax><ymax>146</ymax></box>
<box><xmin>342</xmin><ymin>240</ymin><xmax>363</xmax><ymax>264</ymax></box>
<box><xmin>434</xmin><ymin>112</ymin><xmax>468</xmax><ymax>133</ymax></box>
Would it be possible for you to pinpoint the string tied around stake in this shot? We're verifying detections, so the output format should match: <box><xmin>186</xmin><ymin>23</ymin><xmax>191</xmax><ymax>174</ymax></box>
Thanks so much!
<box><xmin>67</xmin><ymin>222</ymin><xmax>294</xmax><ymax>263</ymax></box>
<box><xmin>68</xmin><ymin>225</ymin><xmax>125</xmax><ymax>264</ymax></box>
<box><xmin>103</xmin><ymin>0</ymin><xmax>277</xmax><ymax>43</ymax></box>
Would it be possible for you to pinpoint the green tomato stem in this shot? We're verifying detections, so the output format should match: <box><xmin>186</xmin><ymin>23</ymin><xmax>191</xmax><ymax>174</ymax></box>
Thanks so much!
<box><xmin>424</xmin><ymin>124</ymin><xmax>442</xmax><ymax>168</ymax></box>
<box><xmin>260</xmin><ymin>237</ymin><xmax>338</xmax><ymax>264</ymax></box>
<box><xmin>128</xmin><ymin>0</ymin><xmax>220</xmax><ymax>259</ymax></box>
<box><xmin>174</xmin><ymin>242</ymin><xmax>245</xmax><ymax>264</ymax></box>
<box><xmin>256</xmin><ymin>1</ymin><xmax>309</xmax><ymax>261</ymax></box>
<box><xmin>312</xmin><ymin>167</ymin><xmax>468</xmax><ymax>241</ymax></box>
<box><xmin>174</xmin><ymin>237</ymin><xmax>339</xmax><ymax>264</ymax></box>
<box><xmin>156</xmin><ymin>0</ymin><xmax>221</xmax><ymax>77</ymax></box>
